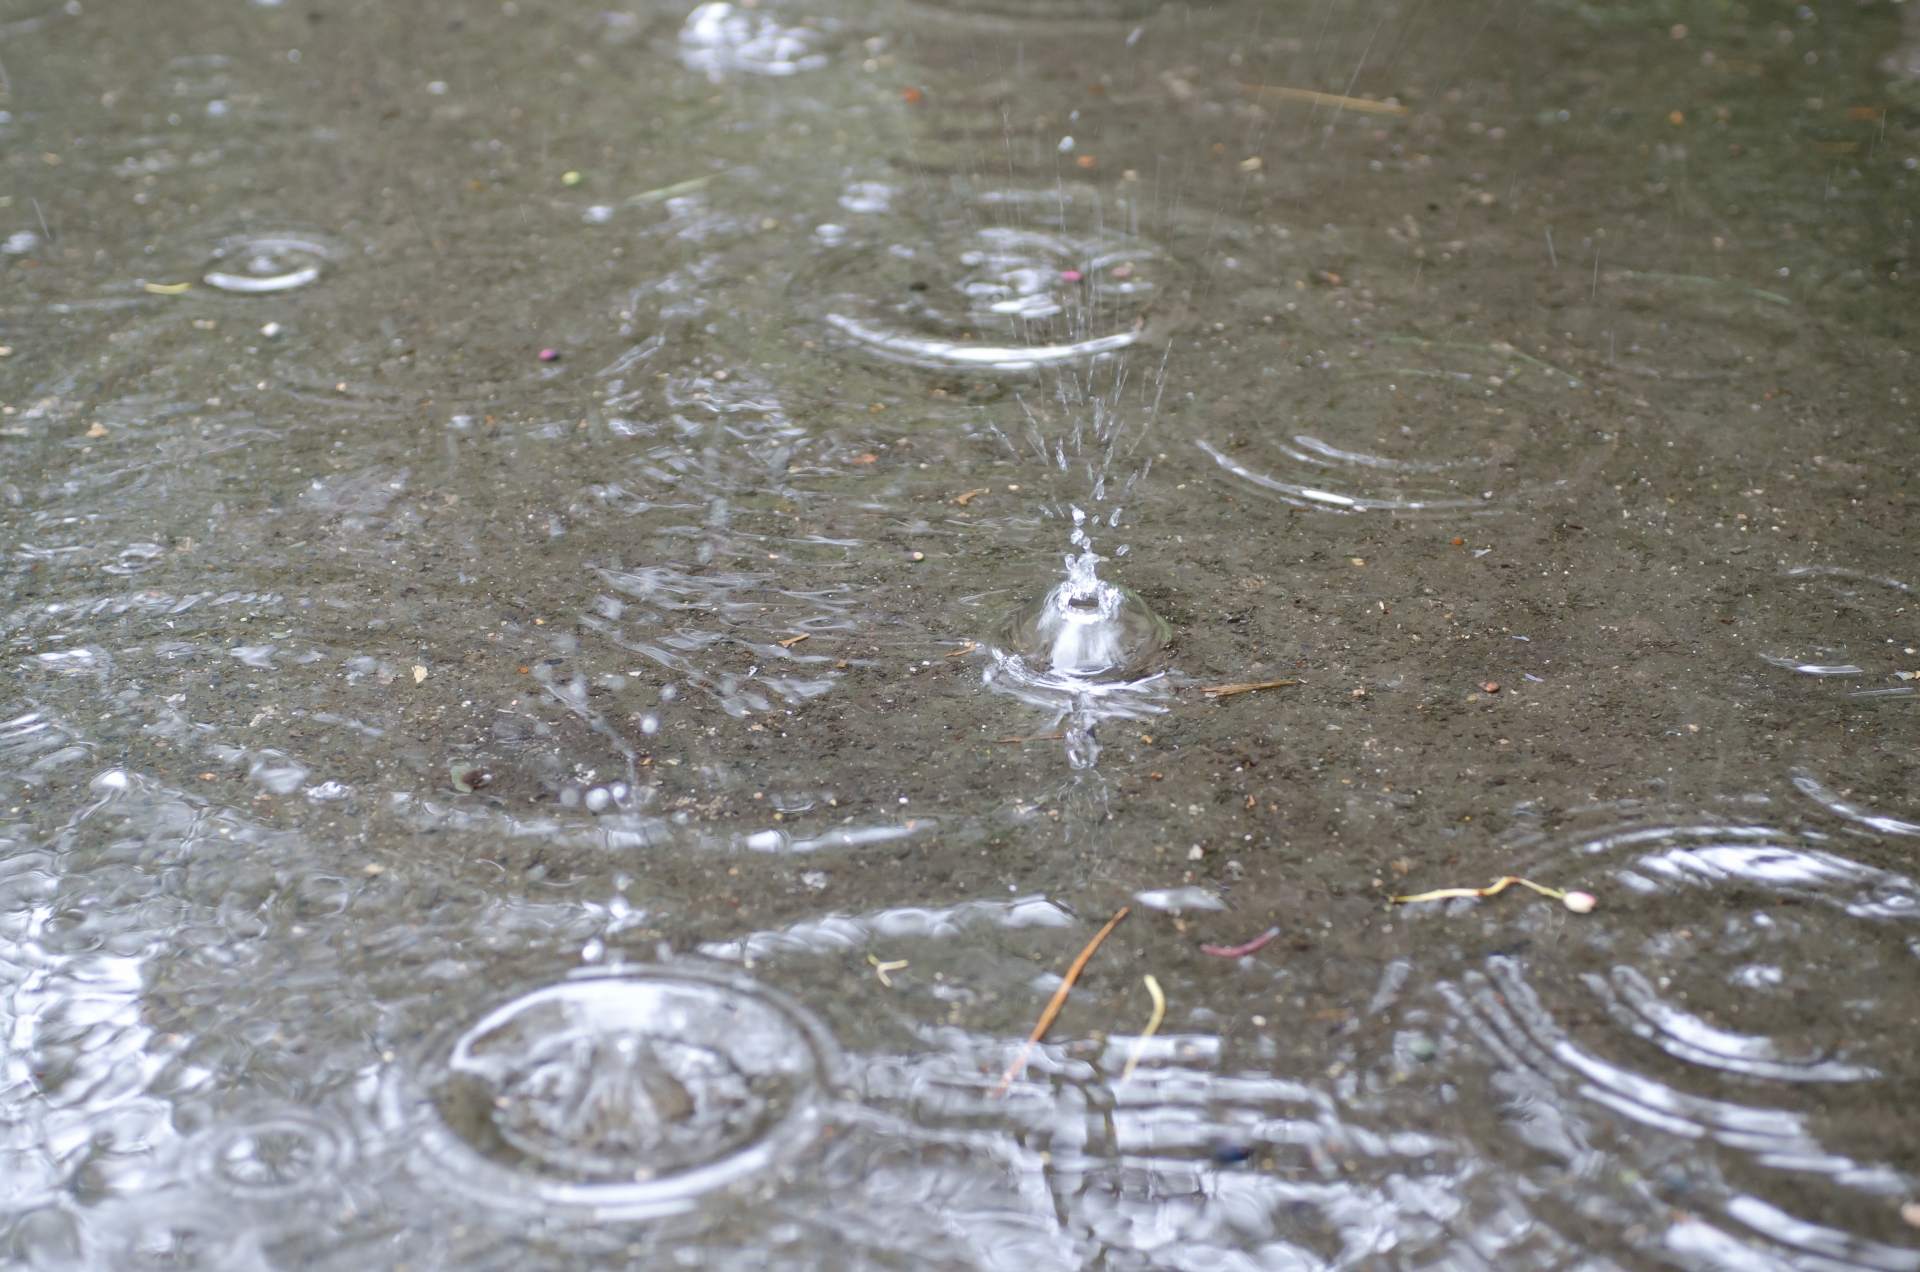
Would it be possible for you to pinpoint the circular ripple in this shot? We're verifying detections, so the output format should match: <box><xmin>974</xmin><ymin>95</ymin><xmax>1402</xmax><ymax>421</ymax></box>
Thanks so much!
<box><xmin>412</xmin><ymin>965</ymin><xmax>836</xmax><ymax>1217</ymax></box>
<box><xmin>1403</xmin><ymin>819</ymin><xmax>1920</xmax><ymax>1264</ymax></box>
<box><xmin>201</xmin><ymin>231</ymin><xmax>338</xmax><ymax>294</ymax></box>
<box><xmin>794</xmin><ymin>185</ymin><xmax>1179</xmax><ymax>373</ymax></box>
<box><xmin>192</xmin><ymin>1109</ymin><xmax>354</xmax><ymax>1200</ymax></box>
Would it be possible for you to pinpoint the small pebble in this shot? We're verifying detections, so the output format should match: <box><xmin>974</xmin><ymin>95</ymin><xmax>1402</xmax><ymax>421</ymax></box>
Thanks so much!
<box><xmin>909</xmin><ymin>550</ymin><xmax>924</xmax><ymax>561</ymax></box>
<box><xmin>1483</xmin><ymin>682</ymin><xmax>1500</xmax><ymax>693</ymax></box>
<box><xmin>562</xmin><ymin>171</ymin><xmax>582</xmax><ymax>185</ymax></box>
<box><xmin>260</xmin><ymin>322</ymin><xmax>282</xmax><ymax>337</ymax></box>
<box><xmin>1563</xmin><ymin>891</ymin><xmax>1597</xmax><ymax>914</ymax></box>
<box><xmin>1059</xmin><ymin>269</ymin><xmax>1083</xmax><ymax>282</ymax></box>
<box><xmin>538</xmin><ymin>348</ymin><xmax>559</xmax><ymax>362</ymax></box>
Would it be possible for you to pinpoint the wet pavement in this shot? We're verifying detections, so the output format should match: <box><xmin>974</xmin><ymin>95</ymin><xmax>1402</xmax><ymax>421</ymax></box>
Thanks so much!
<box><xmin>2</xmin><ymin>0</ymin><xmax>1919</xmax><ymax>1266</ymax></box>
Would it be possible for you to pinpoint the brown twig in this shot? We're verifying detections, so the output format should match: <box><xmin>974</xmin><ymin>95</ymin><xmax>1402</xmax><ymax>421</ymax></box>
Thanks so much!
<box><xmin>775</xmin><ymin>634</ymin><xmax>809</xmax><ymax>648</ymax></box>
<box><xmin>1201</xmin><ymin>679</ymin><xmax>1299</xmax><ymax>698</ymax></box>
<box><xmin>953</xmin><ymin>488</ymin><xmax>992</xmax><ymax>506</ymax></box>
<box><xmin>1239</xmin><ymin>84</ymin><xmax>1411</xmax><ymax>116</ymax></box>
<box><xmin>945</xmin><ymin>641</ymin><xmax>977</xmax><ymax>658</ymax></box>
<box><xmin>994</xmin><ymin>906</ymin><xmax>1130</xmax><ymax>1096</ymax></box>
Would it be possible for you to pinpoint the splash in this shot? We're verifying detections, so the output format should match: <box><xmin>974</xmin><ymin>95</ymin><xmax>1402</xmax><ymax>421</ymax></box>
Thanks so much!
<box><xmin>678</xmin><ymin>3</ymin><xmax>828</xmax><ymax>80</ymax></box>
<box><xmin>987</xmin><ymin>507</ymin><xmax>1169</xmax><ymax>768</ymax></box>
<box><xmin>1003</xmin><ymin>543</ymin><xmax>1164</xmax><ymax>679</ymax></box>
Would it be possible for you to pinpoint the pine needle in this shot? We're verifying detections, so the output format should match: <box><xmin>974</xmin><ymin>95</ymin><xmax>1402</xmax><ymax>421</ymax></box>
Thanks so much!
<box><xmin>994</xmin><ymin>906</ymin><xmax>1130</xmax><ymax>1097</ymax></box>
<box><xmin>1119</xmin><ymin>974</ymin><xmax>1166</xmax><ymax>1084</ymax></box>
<box><xmin>1201</xmin><ymin>679</ymin><xmax>1299</xmax><ymax>698</ymax></box>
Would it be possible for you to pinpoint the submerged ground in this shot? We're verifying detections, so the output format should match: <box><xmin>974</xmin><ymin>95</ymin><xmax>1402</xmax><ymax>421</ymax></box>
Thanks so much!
<box><xmin>1</xmin><ymin>0</ymin><xmax>1918</xmax><ymax>1267</ymax></box>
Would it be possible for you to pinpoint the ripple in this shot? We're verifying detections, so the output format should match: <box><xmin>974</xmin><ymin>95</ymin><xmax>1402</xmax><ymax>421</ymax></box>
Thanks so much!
<box><xmin>1279</xmin><ymin>434</ymin><xmax>1455</xmax><ymax>472</ymax></box>
<box><xmin>794</xmin><ymin>185</ymin><xmax>1176</xmax><ymax>373</ymax></box>
<box><xmin>200</xmin><ymin>232</ymin><xmax>336</xmax><ymax>294</ymax></box>
<box><xmin>1741</xmin><ymin>565</ymin><xmax>1910</xmax><ymax>688</ymax></box>
<box><xmin>408</xmin><ymin>965</ymin><xmax>837</xmax><ymax>1219</ymax></box>
<box><xmin>1790</xmin><ymin>767</ymin><xmax>1920</xmax><ymax>838</ymax></box>
<box><xmin>192</xmin><ymin>1108</ymin><xmax>354</xmax><ymax>1200</ymax></box>
<box><xmin>1405</xmin><ymin>816</ymin><xmax>1920</xmax><ymax>1266</ymax></box>
<box><xmin>1196</xmin><ymin>439</ymin><xmax>1489</xmax><ymax>515</ymax></box>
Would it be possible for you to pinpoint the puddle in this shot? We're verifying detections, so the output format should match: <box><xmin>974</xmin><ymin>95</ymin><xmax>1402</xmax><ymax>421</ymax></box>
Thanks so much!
<box><xmin>1</xmin><ymin>0</ymin><xmax>1917</xmax><ymax>1265</ymax></box>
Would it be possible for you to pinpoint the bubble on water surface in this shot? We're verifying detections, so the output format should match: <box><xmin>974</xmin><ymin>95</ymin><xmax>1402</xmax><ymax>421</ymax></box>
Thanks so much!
<box><xmin>411</xmin><ymin>965</ymin><xmax>836</xmax><ymax>1219</ymax></box>
<box><xmin>795</xmin><ymin>187</ymin><xmax>1175</xmax><ymax>372</ymax></box>
<box><xmin>201</xmin><ymin>232</ymin><xmax>336</xmax><ymax>294</ymax></box>
<box><xmin>1196</xmin><ymin>439</ymin><xmax>1491</xmax><ymax>515</ymax></box>
<box><xmin>679</xmin><ymin>3</ymin><xmax>829</xmax><ymax>80</ymax></box>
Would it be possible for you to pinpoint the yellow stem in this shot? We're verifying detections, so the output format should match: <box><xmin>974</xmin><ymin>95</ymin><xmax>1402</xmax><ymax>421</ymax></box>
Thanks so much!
<box><xmin>1119</xmin><ymin>975</ymin><xmax>1166</xmax><ymax>1084</ymax></box>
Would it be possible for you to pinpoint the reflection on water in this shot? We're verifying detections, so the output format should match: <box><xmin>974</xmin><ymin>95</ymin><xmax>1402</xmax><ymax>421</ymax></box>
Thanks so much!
<box><xmin>2</xmin><ymin>0</ymin><xmax>1918</xmax><ymax>1265</ymax></box>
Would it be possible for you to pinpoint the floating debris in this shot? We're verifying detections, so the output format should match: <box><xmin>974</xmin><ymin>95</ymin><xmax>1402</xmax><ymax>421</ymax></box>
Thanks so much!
<box><xmin>1202</xmin><ymin>679</ymin><xmax>1299</xmax><ymax>698</ymax></box>
<box><xmin>1239</xmin><ymin>84</ymin><xmax>1410</xmax><ymax>116</ymax></box>
<box><xmin>995</xmin><ymin>906</ymin><xmax>1129</xmax><ymax>1096</ymax></box>
<box><xmin>1118</xmin><ymin>974</ymin><xmax>1165</xmax><ymax>1083</ymax></box>
<box><xmin>1200</xmin><ymin>926</ymin><xmax>1281</xmax><ymax>957</ymax></box>
<box><xmin>1393</xmin><ymin>876</ymin><xmax>1596</xmax><ymax>913</ymax></box>
<box><xmin>866</xmin><ymin>954</ymin><xmax>908</xmax><ymax>987</ymax></box>
<box><xmin>627</xmin><ymin>173</ymin><xmax>722</xmax><ymax>207</ymax></box>
<box><xmin>1619</xmin><ymin>269</ymin><xmax>1791</xmax><ymax>307</ymax></box>
<box><xmin>449</xmin><ymin>762</ymin><xmax>493</xmax><ymax>794</ymax></box>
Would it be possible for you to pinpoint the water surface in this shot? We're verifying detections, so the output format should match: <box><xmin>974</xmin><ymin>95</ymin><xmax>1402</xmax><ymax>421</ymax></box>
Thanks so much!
<box><xmin>2</xmin><ymin>0</ymin><xmax>1918</xmax><ymax>1266</ymax></box>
